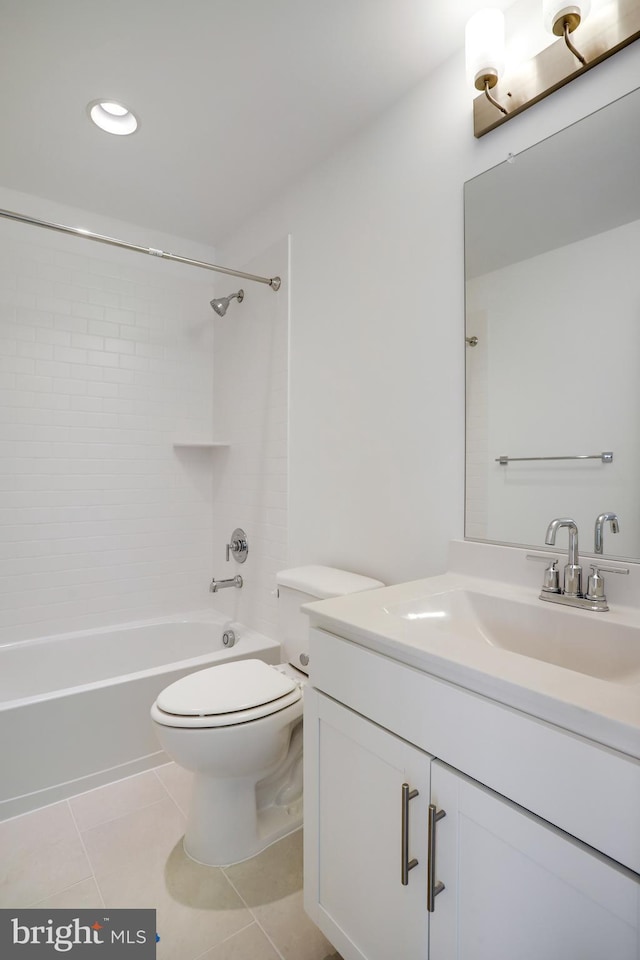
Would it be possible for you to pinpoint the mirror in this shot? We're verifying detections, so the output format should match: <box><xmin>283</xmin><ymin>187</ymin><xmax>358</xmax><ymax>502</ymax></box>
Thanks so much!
<box><xmin>464</xmin><ymin>87</ymin><xmax>640</xmax><ymax>562</ymax></box>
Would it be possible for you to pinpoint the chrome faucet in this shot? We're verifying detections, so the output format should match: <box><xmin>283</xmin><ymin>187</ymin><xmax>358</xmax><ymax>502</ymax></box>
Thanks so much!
<box><xmin>532</xmin><ymin>516</ymin><xmax>629</xmax><ymax>612</ymax></box>
<box><xmin>545</xmin><ymin>517</ymin><xmax>581</xmax><ymax>597</ymax></box>
<box><xmin>210</xmin><ymin>574</ymin><xmax>243</xmax><ymax>593</ymax></box>
<box><xmin>594</xmin><ymin>512</ymin><xmax>619</xmax><ymax>554</ymax></box>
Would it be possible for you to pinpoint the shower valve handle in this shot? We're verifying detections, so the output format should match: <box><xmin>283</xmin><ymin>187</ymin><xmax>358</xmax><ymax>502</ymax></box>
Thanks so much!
<box><xmin>226</xmin><ymin>528</ymin><xmax>248</xmax><ymax>564</ymax></box>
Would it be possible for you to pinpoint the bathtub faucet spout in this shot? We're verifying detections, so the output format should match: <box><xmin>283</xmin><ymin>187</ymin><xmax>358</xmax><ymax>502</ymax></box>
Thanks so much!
<box><xmin>210</xmin><ymin>574</ymin><xmax>243</xmax><ymax>593</ymax></box>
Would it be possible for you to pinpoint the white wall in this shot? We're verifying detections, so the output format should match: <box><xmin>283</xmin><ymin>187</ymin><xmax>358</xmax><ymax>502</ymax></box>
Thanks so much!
<box><xmin>0</xmin><ymin>188</ymin><xmax>220</xmax><ymax>641</ymax></box>
<box><xmin>216</xmin><ymin>4</ymin><xmax>640</xmax><ymax>587</ymax></box>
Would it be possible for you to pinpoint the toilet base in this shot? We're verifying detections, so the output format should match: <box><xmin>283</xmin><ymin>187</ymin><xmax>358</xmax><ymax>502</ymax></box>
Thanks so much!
<box><xmin>182</xmin><ymin>774</ymin><xmax>303</xmax><ymax>866</ymax></box>
<box><xmin>182</xmin><ymin>722</ymin><xmax>304</xmax><ymax>867</ymax></box>
<box><xmin>183</xmin><ymin>794</ymin><xmax>303</xmax><ymax>866</ymax></box>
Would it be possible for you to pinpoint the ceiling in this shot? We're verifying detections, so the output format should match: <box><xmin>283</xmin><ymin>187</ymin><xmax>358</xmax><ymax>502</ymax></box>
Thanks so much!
<box><xmin>0</xmin><ymin>0</ymin><xmax>510</xmax><ymax>246</ymax></box>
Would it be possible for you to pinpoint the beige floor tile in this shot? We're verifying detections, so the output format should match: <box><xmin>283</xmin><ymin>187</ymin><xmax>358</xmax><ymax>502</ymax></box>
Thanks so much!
<box><xmin>69</xmin><ymin>771</ymin><xmax>167</xmax><ymax>832</ymax></box>
<box><xmin>30</xmin><ymin>878</ymin><xmax>104</xmax><ymax>909</ymax></box>
<box><xmin>194</xmin><ymin>921</ymin><xmax>280</xmax><ymax>959</ymax></box>
<box><xmin>98</xmin><ymin>838</ymin><xmax>253</xmax><ymax>960</ymax></box>
<box><xmin>0</xmin><ymin>802</ymin><xmax>92</xmax><ymax>907</ymax></box>
<box><xmin>223</xmin><ymin>829</ymin><xmax>303</xmax><ymax>905</ymax></box>
<box><xmin>251</xmin><ymin>889</ymin><xmax>336</xmax><ymax>960</ymax></box>
<box><xmin>81</xmin><ymin>797</ymin><xmax>185</xmax><ymax>882</ymax></box>
<box><xmin>2</xmin><ymin>768</ymin><xmax>332</xmax><ymax>960</ymax></box>
<box><xmin>224</xmin><ymin>830</ymin><xmax>335</xmax><ymax>960</ymax></box>
<box><xmin>154</xmin><ymin>762</ymin><xmax>193</xmax><ymax>815</ymax></box>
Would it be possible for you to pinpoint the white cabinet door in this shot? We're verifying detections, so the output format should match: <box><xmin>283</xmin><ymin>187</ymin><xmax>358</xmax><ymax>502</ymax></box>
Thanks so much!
<box><xmin>304</xmin><ymin>689</ymin><xmax>431</xmax><ymax>960</ymax></box>
<box><xmin>430</xmin><ymin>759</ymin><xmax>640</xmax><ymax>960</ymax></box>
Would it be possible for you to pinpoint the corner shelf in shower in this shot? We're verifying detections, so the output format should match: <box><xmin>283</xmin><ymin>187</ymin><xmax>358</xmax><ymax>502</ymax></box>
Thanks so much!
<box><xmin>172</xmin><ymin>441</ymin><xmax>231</xmax><ymax>449</ymax></box>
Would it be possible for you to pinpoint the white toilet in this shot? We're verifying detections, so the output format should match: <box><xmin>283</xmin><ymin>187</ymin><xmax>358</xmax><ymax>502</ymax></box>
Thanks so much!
<box><xmin>150</xmin><ymin>565</ymin><xmax>383</xmax><ymax>866</ymax></box>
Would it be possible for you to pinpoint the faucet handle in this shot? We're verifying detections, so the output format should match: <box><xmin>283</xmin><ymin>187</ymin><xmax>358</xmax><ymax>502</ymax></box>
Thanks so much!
<box><xmin>585</xmin><ymin>564</ymin><xmax>629</xmax><ymax>602</ymax></box>
<box><xmin>589</xmin><ymin>564</ymin><xmax>629</xmax><ymax>575</ymax></box>
<box><xmin>526</xmin><ymin>554</ymin><xmax>560</xmax><ymax>593</ymax></box>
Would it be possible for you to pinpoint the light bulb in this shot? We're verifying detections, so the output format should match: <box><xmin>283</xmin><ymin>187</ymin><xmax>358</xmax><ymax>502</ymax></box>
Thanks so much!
<box><xmin>465</xmin><ymin>8</ymin><xmax>506</xmax><ymax>91</ymax></box>
<box><xmin>543</xmin><ymin>0</ymin><xmax>591</xmax><ymax>36</ymax></box>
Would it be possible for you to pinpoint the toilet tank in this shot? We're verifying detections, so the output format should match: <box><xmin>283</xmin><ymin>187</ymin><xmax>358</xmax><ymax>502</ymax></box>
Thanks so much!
<box><xmin>276</xmin><ymin>565</ymin><xmax>384</xmax><ymax>674</ymax></box>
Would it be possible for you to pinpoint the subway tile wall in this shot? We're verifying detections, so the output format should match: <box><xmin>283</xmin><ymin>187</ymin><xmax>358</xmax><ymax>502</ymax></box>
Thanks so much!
<box><xmin>0</xmin><ymin>214</ymin><xmax>218</xmax><ymax>642</ymax></box>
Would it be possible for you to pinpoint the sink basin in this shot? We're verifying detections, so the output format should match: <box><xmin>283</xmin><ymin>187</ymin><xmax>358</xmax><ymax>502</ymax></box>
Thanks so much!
<box><xmin>383</xmin><ymin>590</ymin><xmax>640</xmax><ymax>684</ymax></box>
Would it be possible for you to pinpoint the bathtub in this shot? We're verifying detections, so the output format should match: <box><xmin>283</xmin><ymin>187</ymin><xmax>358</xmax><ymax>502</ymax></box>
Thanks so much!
<box><xmin>0</xmin><ymin>611</ymin><xmax>280</xmax><ymax>820</ymax></box>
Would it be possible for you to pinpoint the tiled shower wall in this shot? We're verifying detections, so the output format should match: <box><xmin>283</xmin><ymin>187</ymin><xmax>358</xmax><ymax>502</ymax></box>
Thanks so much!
<box><xmin>0</xmin><ymin>204</ymin><xmax>218</xmax><ymax>643</ymax></box>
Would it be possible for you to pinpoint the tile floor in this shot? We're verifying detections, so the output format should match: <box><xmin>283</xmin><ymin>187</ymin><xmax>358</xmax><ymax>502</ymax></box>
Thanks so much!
<box><xmin>0</xmin><ymin>763</ymin><xmax>342</xmax><ymax>960</ymax></box>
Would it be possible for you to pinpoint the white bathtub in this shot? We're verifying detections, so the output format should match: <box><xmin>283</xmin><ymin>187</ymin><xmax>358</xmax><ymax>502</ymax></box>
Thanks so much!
<box><xmin>0</xmin><ymin>611</ymin><xmax>280</xmax><ymax>820</ymax></box>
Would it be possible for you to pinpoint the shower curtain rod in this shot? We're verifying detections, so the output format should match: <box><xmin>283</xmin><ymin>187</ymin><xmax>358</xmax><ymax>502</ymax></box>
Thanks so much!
<box><xmin>0</xmin><ymin>207</ymin><xmax>281</xmax><ymax>291</ymax></box>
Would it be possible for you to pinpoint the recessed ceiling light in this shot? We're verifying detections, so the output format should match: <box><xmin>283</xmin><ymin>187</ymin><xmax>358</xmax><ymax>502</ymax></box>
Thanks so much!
<box><xmin>87</xmin><ymin>100</ymin><xmax>139</xmax><ymax>136</ymax></box>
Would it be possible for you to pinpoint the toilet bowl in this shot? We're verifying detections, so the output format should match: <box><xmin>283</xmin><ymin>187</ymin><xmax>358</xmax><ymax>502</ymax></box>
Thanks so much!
<box><xmin>151</xmin><ymin>565</ymin><xmax>384</xmax><ymax>866</ymax></box>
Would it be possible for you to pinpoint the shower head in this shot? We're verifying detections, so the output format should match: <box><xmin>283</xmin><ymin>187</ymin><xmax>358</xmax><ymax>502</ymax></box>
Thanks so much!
<box><xmin>210</xmin><ymin>289</ymin><xmax>244</xmax><ymax>317</ymax></box>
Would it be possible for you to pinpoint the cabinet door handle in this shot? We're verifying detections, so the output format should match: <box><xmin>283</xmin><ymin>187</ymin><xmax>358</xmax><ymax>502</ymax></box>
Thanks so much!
<box><xmin>427</xmin><ymin>803</ymin><xmax>446</xmax><ymax>912</ymax></box>
<box><xmin>401</xmin><ymin>783</ymin><xmax>419</xmax><ymax>885</ymax></box>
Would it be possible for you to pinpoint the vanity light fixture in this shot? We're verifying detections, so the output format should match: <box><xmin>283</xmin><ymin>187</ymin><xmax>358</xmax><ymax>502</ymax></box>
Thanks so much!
<box><xmin>469</xmin><ymin>0</ymin><xmax>640</xmax><ymax>137</ymax></box>
<box><xmin>87</xmin><ymin>100</ymin><xmax>139</xmax><ymax>136</ymax></box>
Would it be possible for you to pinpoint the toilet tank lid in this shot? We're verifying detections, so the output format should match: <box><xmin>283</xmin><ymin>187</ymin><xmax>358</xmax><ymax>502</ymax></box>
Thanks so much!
<box><xmin>276</xmin><ymin>565</ymin><xmax>384</xmax><ymax>600</ymax></box>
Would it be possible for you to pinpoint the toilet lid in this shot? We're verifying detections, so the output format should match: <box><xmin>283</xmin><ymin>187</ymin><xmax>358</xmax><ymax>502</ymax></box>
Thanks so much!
<box><xmin>156</xmin><ymin>658</ymin><xmax>298</xmax><ymax>717</ymax></box>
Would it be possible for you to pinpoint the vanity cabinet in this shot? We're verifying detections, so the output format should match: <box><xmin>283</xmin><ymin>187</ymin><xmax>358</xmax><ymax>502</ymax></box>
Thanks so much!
<box><xmin>304</xmin><ymin>628</ymin><xmax>640</xmax><ymax>960</ymax></box>
<box><xmin>307</xmin><ymin>691</ymin><xmax>431</xmax><ymax>960</ymax></box>
<box><xmin>430</xmin><ymin>760</ymin><xmax>639</xmax><ymax>960</ymax></box>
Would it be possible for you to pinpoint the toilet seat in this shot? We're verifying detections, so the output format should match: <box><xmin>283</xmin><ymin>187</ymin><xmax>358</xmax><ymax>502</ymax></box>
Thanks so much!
<box><xmin>151</xmin><ymin>658</ymin><xmax>303</xmax><ymax>729</ymax></box>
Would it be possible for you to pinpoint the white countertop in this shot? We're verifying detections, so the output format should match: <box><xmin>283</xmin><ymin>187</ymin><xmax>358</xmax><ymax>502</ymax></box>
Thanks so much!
<box><xmin>303</xmin><ymin>542</ymin><xmax>640</xmax><ymax>761</ymax></box>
